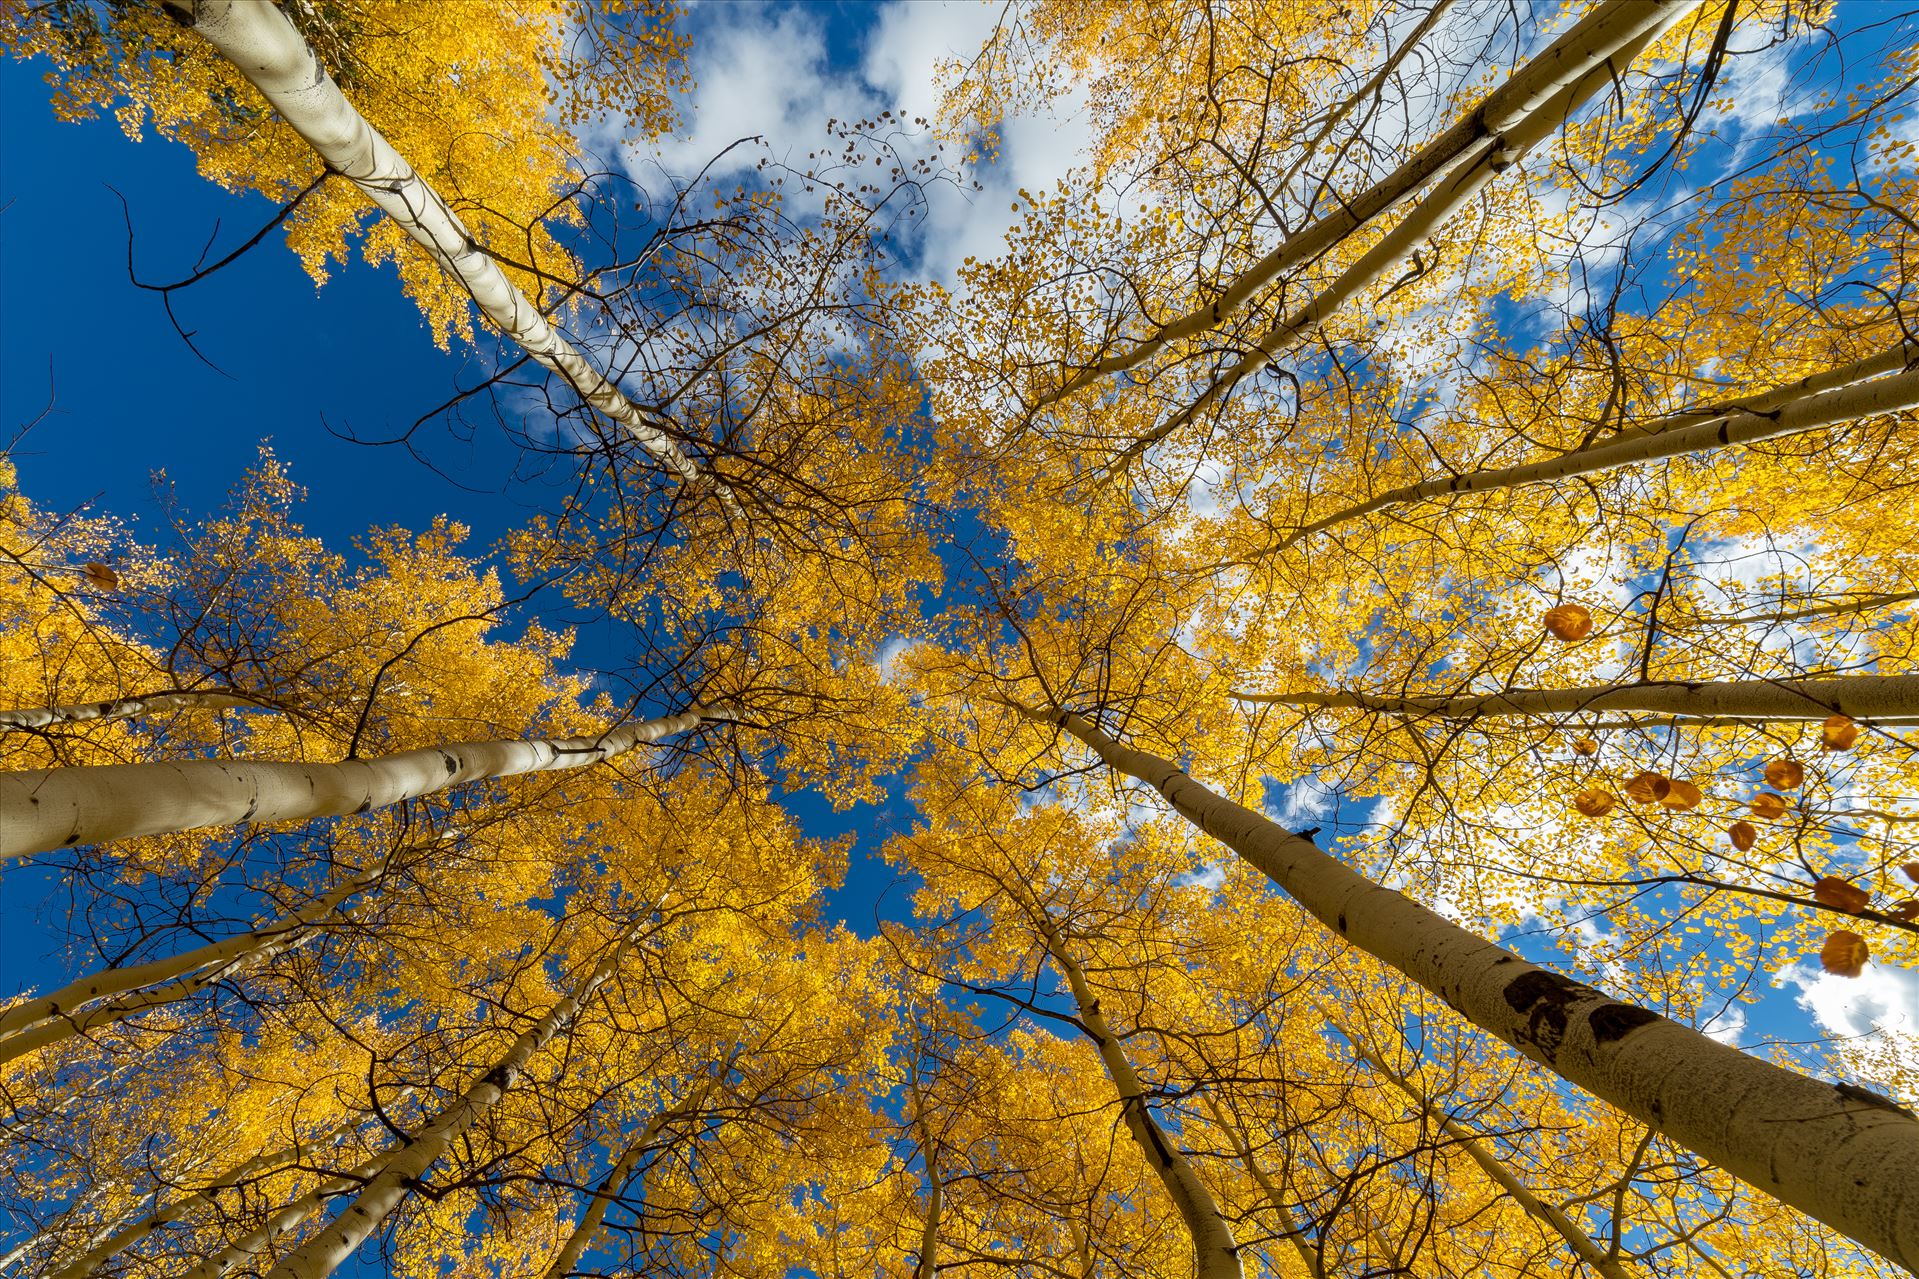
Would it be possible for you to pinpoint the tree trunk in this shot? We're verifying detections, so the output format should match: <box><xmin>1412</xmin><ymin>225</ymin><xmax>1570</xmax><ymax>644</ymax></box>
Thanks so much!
<box><xmin>44</xmin><ymin>1109</ymin><xmax>397</xmax><ymax>1279</ymax></box>
<box><xmin>1036</xmin><ymin>917</ymin><xmax>1243</xmax><ymax>1279</ymax></box>
<box><xmin>1231</xmin><ymin>672</ymin><xmax>1919</xmax><ymax>724</ymax></box>
<box><xmin>0</xmin><ymin>689</ymin><xmax>266</xmax><ymax>732</ymax></box>
<box><xmin>162</xmin><ymin>0</ymin><xmax>710</xmax><ymax>488</ymax></box>
<box><xmin>1276</xmin><ymin>349</ymin><xmax>1919</xmax><ymax>549</ymax></box>
<box><xmin>264</xmin><ymin>928</ymin><xmax>641</xmax><ymax>1279</ymax></box>
<box><xmin>1036</xmin><ymin>0</ymin><xmax>1674</xmax><ymax>407</ymax></box>
<box><xmin>541</xmin><ymin>1067</ymin><xmax>729</xmax><ymax>1279</ymax></box>
<box><xmin>908</xmin><ymin>1072</ymin><xmax>942</xmax><ymax>1279</ymax></box>
<box><xmin>1198</xmin><ymin>1095</ymin><xmax>1325</xmax><ymax>1279</ymax></box>
<box><xmin>1009</xmin><ymin>700</ymin><xmax>1919</xmax><ymax>1270</ymax></box>
<box><xmin>179</xmin><ymin>1154</ymin><xmax>389</xmax><ymax>1279</ymax></box>
<box><xmin>1338</xmin><ymin>1022</ymin><xmax>1634</xmax><ymax>1279</ymax></box>
<box><xmin>0</xmin><ymin>866</ymin><xmax>377</xmax><ymax>1057</ymax></box>
<box><xmin>0</xmin><ymin>706</ymin><xmax>714</xmax><ymax>859</ymax></box>
<box><xmin>1114</xmin><ymin>1</ymin><xmax>1697</xmax><ymax>465</ymax></box>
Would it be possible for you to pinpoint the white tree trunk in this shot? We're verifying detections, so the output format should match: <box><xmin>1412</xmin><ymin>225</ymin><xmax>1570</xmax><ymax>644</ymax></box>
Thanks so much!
<box><xmin>1277</xmin><ymin>349</ymin><xmax>1919</xmax><ymax>548</ymax></box>
<box><xmin>1037</xmin><ymin>0</ymin><xmax>1670</xmax><ymax>406</ymax></box>
<box><xmin>164</xmin><ymin>0</ymin><xmax>710</xmax><ymax>488</ymax></box>
<box><xmin>540</xmin><ymin>1068</ymin><xmax>726</xmax><ymax>1279</ymax></box>
<box><xmin>1115</xmin><ymin>1</ymin><xmax>1697</xmax><ymax>463</ymax></box>
<box><xmin>43</xmin><ymin>1110</ymin><xmax>396</xmax><ymax>1279</ymax></box>
<box><xmin>909</xmin><ymin>1072</ymin><xmax>942</xmax><ymax>1279</ymax></box>
<box><xmin>1198</xmin><ymin>1096</ymin><xmax>1325</xmax><ymax>1279</ymax></box>
<box><xmin>0</xmin><ymin>867</ymin><xmax>376</xmax><ymax>1054</ymax></box>
<box><xmin>265</xmin><ymin>929</ymin><xmax>640</xmax><ymax>1279</ymax></box>
<box><xmin>1038</xmin><ymin>918</ymin><xmax>1243</xmax><ymax>1279</ymax></box>
<box><xmin>1011</xmin><ymin>700</ymin><xmax>1919</xmax><ymax>1270</ymax></box>
<box><xmin>0</xmin><ymin>706</ymin><xmax>713</xmax><ymax>859</ymax></box>
<box><xmin>1232</xmin><ymin>672</ymin><xmax>1919</xmax><ymax>724</ymax></box>
<box><xmin>180</xmin><ymin>1153</ymin><xmax>390</xmax><ymax>1279</ymax></box>
<box><xmin>0</xmin><ymin>690</ymin><xmax>264</xmax><ymax>732</ymax></box>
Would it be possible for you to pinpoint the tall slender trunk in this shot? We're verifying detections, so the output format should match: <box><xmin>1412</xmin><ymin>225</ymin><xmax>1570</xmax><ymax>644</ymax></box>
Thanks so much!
<box><xmin>0</xmin><ymin>706</ymin><xmax>714</xmax><ymax>859</ymax></box>
<box><xmin>179</xmin><ymin>1155</ymin><xmax>387</xmax><ymax>1279</ymax></box>
<box><xmin>1198</xmin><ymin>1096</ymin><xmax>1325</xmax><ymax>1279</ymax></box>
<box><xmin>0</xmin><ymin>689</ymin><xmax>267</xmax><ymax>732</ymax></box>
<box><xmin>1112</xmin><ymin>2</ymin><xmax>1697</xmax><ymax>465</ymax></box>
<box><xmin>161</xmin><ymin>0</ymin><xmax>710</xmax><ymax>489</ymax></box>
<box><xmin>1036</xmin><ymin>0</ymin><xmax>1673</xmax><ymax>407</ymax></box>
<box><xmin>1336</xmin><ymin>1021</ymin><xmax>1633</xmax><ymax>1279</ymax></box>
<box><xmin>265</xmin><ymin>928</ymin><xmax>642</xmax><ymax>1279</ymax></box>
<box><xmin>0</xmin><ymin>866</ymin><xmax>377</xmax><ymax>1057</ymax></box>
<box><xmin>1231</xmin><ymin>672</ymin><xmax>1919</xmax><ymax>724</ymax></box>
<box><xmin>1035</xmin><ymin>916</ymin><xmax>1243</xmax><ymax>1279</ymax></box>
<box><xmin>908</xmin><ymin>1072</ymin><xmax>942</xmax><ymax>1279</ymax></box>
<box><xmin>1274</xmin><ymin>350</ymin><xmax>1919</xmax><ymax>549</ymax></box>
<box><xmin>1007</xmin><ymin>700</ymin><xmax>1919</xmax><ymax>1269</ymax></box>
<box><xmin>43</xmin><ymin>1108</ymin><xmax>399</xmax><ymax>1279</ymax></box>
<box><xmin>541</xmin><ymin>1065</ymin><xmax>730</xmax><ymax>1279</ymax></box>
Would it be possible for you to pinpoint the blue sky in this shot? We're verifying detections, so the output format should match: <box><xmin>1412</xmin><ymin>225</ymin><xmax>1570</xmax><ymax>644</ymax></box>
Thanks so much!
<box><xmin>4</xmin><ymin>2</ymin><xmax>1918</xmax><ymax>1269</ymax></box>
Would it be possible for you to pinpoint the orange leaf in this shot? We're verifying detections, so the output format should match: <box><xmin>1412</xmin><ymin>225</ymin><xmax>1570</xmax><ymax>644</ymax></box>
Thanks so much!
<box><xmin>1750</xmin><ymin>793</ymin><xmax>1789</xmax><ymax>820</ymax></box>
<box><xmin>1658</xmin><ymin>780</ymin><xmax>1702</xmax><ymax>811</ymax></box>
<box><xmin>1762</xmin><ymin>759</ymin><xmax>1804</xmax><ymax>789</ymax></box>
<box><xmin>1573</xmin><ymin>788</ymin><xmax>1615</xmax><ymax>817</ymax></box>
<box><xmin>1623</xmin><ymin>771</ymin><xmax>1671</xmax><ymax>805</ymax></box>
<box><xmin>1821</xmin><ymin>714</ymin><xmax>1858</xmax><ymax>751</ymax></box>
<box><xmin>1571</xmin><ymin>737</ymin><xmax>1599</xmax><ymax>757</ymax></box>
<box><xmin>1819</xmin><ymin>930</ymin><xmax>1869</xmax><ymax>978</ymax></box>
<box><xmin>1543</xmin><ymin>604</ymin><xmax>1593</xmax><ymax>641</ymax></box>
<box><xmin>1727</xmin><ymin>821</ymin><xmax>1756</xmax><ymax>852</ymax></box>
<box><xmin>81</xmin><ymin>562</ymin><xmax>118</xmax><ymax>591</ymax></box>
<box><xmin>1812</xmin><ymin>876</ymin><xmax>1870</xmax><ymax>914</ymax></box>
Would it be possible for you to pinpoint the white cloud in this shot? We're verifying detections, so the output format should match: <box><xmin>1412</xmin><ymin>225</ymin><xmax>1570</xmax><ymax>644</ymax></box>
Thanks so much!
<box><xmin>1778</xmin><ymin>959</ymin><xmax>1919</xmax><ymax>1040</ymax></box>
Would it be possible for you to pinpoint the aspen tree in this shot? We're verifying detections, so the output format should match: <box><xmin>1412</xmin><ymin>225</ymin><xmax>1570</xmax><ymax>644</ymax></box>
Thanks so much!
<box><xmin>1000</xmin><ymin>698</ymin><xmax>1919</xmax><ymax>1269</ymax></box>
<box><xmin>156</xmin><ymin>0</ymin><xmax>706</xmax><ymax>485</ymax></box>
<box><xmin>0</xmin><ymin>705</ymin><xmax>717</xmax><ymax>857</ymax></box>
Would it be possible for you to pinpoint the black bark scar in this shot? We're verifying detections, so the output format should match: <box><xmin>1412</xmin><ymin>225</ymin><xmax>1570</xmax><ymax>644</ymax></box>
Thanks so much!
<box><xmin>1502</xmin><ymin>970</ymin><xmax>1656</xmax><ymax>1057</ymax></box>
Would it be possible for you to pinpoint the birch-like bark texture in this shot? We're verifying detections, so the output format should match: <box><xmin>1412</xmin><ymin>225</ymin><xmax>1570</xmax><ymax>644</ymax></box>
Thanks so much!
<box><xmin>1012</xmin><ymin>701</ymin><xmax>1919</xmax><ymax>1270</ymax></box>
<box><xmin>908</xmin><ymin>1072</ymin><xmax>942</xmax><ymax>1279</ymax></box>
<box><xmin>1231</xmin><ymin>672</ymin><xmax>1919</xmax><ymax>724</ymax></box>
<box><xmin>0</xmin><ymin>706</ymin><xmax>714</xmax><ymax>859</ymax></box>
<box><xmin>162</xmin><ymin>0</ymin><xmax>707</xmax><ymax>486</ymax></box>
<box><xmin>1198</xmin><ymin>1096</ymin><xmax>1325</xmax><ymax>1279</ymax></box>
<box><xmin>541</xmin><ymin>1069</ymin><xmax>726</xmax><ymax>1279</ymax></box>
<box><xmin>43</xmin><ymin>1112</ymin><xmax>392</xmax><ymax>1279</ymax></box>
<box><xmin>266</xmin><ymin>929</ymin><xmax>640</xmax><ymax>1279</ymax></box>
<box><xmin>1339</xmin><ymin>1023</ymin><xmax>1632</xmax><ymax>1279</ymax></box>
<box><xmin>1274</xmin><ymin>349</ymin><xmax>1919</xmax><ymax>549</ymax></box>
<box><xmin>0</xmin><ymin>868</ymin><xmax>374</xmax><ymax>1062</ymax></box>
<box><xmin>1037</xmin><ymin>918</ymin><xmax>1243</xmax><ymax>1279</ymax></box>
<box><xmin>1110</xmin><ymin>1</ymin><xmax>1698</xmax><ymax>466</ymax></box>
<box><xmin>1034</xmin><ymin>0</ymin><xmax>1658</xmax><ymax>408</ymax></box>
<box><xmin>179</xmin><ymin>1155</ymin><xmax>388</xmax><ymax>1279</ymax></box>
<box><xmin>0</xmin><ymin>689</ymin><xmax>265</xmax><ymax>732</ymax></box>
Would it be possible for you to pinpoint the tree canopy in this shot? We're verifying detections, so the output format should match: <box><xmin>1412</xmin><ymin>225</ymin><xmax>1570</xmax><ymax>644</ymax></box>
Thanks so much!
<box><xmin>2</xmin><ymin>1</ymin><xmax>1917</xmax><ymax>1276</ymax></box>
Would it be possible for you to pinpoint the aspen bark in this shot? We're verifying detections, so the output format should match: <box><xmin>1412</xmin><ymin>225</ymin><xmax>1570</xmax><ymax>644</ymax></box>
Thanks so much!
<box><xmin>0</xmin><ymin>866</ymin><xmax>375</xmax><ymax>1055</ymax></box>
<box><xmin>0</xmin><ymin>706</ymin><xmax>714</xmax><ymax>859</ymax></box>
<box><xmin>1010</xmin><ymin>700</ymin><xmax>1919</xmax><ymax>1269</ymax></box>
<box><xmin>1037</xmin><ymin>918</ymin><xmax>1243</xmax><ymax>1279</ymax></box>
<box><xmin>44</xmin><ymin>1111</ymin><xmax>393</xmax><ymax>1279</ymax></box>
<box><xmin>161</xmin><ymin>0</ymin><xmax>708</xmax><ymax>486</ymax></box>
<box><xmin>180</xmin><ymin>1155</ymin><xmax>389</xmax><ymax>1279</ymax></box>
<box><xmin>1037</xmin><ymin>0</ymin><xmax>1673</xmax><ymax>407</ymax></box>
<box><xmin>1115</xmin><ymin>2</ymin><xmax>1697</xmax><ymax>464</ymax></box>
<box><xmin>1198</xmin><ymin>1096</ymin><xmax>1325</xmax><ymax>1279</ymax></box>
<box><xmin>909</xmin><ymin>1072</ymin><xmax>942</xmax><ymax>1279</ymax></box>
<box><xmin>1339</xmin><ymin>1023</ymin><xmax>1633</xmax><ymax>1279</ymax></box>
<box><xmin>1231</xmin><ymin>672</ymin><xmax>1919</xmax><ymax>724</ymax></box>
<box><xmin>1276</xmin><ymin>350</ymin><xmax>1919</xmax><ymax>549</ymax></box>
<box><xmin>0</xmin><ymin>689</ymin><xmax>264</xmax><ymax>732</ymax></box>
<box><xmin>265</xmin><ymin>929</ymin><xmax>641</xmax><ymax>1279</ymax></box>
<box><xmin>541</xmin><ymin>1068</ymin><xmax>728</xmax><ymax>1279</ymax></box>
